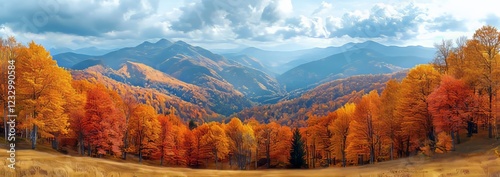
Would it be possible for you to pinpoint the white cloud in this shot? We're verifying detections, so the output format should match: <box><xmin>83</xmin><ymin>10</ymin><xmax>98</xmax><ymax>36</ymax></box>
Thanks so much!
<box><xmin>2</xmin><ymin>0</ymin><xmax>500</xmax><ymax>51</ymax></box>
<box><xmin>311</xmin><ymin>1</ymin><xmax>333</xmax><ymax>16</ymax></box>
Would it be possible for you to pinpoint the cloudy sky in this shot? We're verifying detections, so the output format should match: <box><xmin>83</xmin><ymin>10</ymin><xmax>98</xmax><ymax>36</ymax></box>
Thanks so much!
<box><xmin>1</xmin><ymin>0</ymin><xmax>499</xmax><ymax>51</ymax></box>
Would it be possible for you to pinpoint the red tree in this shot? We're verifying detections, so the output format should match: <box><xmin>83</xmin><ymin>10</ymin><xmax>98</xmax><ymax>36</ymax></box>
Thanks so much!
<box><xmin>83</xmin><ymin>86</ymin><xmax>125</xmax><ymax>157</ymax></box>
<box><xmin>428</xmin><ymin>75</ymin><xmax>474</xmax><ymax>150</ymax></box>
<box><xmin>156</xmin><ymin>115</ymin><xmax>174</xmax><ymax>166</ymax></box>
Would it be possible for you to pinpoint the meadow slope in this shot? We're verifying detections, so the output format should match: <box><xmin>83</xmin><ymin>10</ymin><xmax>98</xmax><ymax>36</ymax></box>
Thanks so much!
<box><xmin>2</xmin><ymin>132</ymin><xmax>500</xmax><ymax>177</ymax></box>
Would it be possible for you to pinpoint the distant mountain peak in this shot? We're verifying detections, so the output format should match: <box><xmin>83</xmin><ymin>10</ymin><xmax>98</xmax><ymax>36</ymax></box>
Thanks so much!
<box><xmin>360</xmin><ymin>40</ymin><xmax>383</xmax><ymax>46</ymax></box>
<box><xmin>241</xmin><ymin>47</ymin><xmax>264</xmax><ymax>53</ymax></box>
<box><xmin>137</xmin><ymin>41</ymin><xmax>153</xmax><ymax>47</ymax></box>
<box><xmin>174</xmin><ymin>40</ymin><xmax>190</xmax><ymax>46</ymax></box>
<box><xmin>348</xmin><ymin>40</ymin><xmax>386</xmax><ymax>50</ymax></box>
<box><xmin>80</xmin><ymin>46</ymin><xmax>98</xmax><ymax>50</ymax></box>
<box><xmin>155</xmin><ymin>38</ymin><xmax>172</xmax><ymax>46</ymax></box>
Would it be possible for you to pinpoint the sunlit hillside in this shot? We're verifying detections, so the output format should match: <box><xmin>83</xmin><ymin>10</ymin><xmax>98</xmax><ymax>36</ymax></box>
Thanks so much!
<box><xmin>2</xmin><ymin>131</ymin><xmax>500</xmax><ymax>176</ymax></box>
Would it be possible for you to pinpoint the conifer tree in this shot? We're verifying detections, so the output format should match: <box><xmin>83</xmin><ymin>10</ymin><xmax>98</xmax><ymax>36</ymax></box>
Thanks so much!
<box><xmin>289</xmin><ymin>128</ymin><xmax>306</xmax><ymax>169</ymax></box>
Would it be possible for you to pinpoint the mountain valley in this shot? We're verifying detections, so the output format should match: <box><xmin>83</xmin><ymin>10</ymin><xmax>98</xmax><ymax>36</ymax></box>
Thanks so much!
<box><xmin>53</xmin><ymin>39</ymin><xmax>435</xmax><ymax>118</ymax></box>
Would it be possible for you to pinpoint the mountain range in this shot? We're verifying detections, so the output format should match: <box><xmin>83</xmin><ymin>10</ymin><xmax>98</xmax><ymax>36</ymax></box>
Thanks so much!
<box><xmin>53</xmin><ymin>39</ymin><xmax>435</xmax><ymax>117</ymax></box>
<box><xmin>219</xmin><ymin>40</ymin><xmax>434</xmax><ymax>75</ymax></box>
<box><xmin>50</xmin><ymin>46</ymin><xmax>117</xmax><ymax>56</ymax></box>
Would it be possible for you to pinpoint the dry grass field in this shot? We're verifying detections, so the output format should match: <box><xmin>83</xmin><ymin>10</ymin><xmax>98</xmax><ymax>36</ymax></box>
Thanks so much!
<box><xmin>2</xmin><ymin>132</ymin><xmax>500</xmax><ymax>177</ymax></box>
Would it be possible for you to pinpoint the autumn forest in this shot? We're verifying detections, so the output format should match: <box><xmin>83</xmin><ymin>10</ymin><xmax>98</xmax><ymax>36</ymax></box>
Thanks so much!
<box><xmin>1</xmin><ymin>25</ymin><xmax>500</xmax><ymax>172</ymax></box>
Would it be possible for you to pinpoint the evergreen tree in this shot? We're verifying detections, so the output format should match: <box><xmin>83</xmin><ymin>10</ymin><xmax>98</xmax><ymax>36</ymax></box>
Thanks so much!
<box><xmin>289</xmin><ymin>128</ymin><xmax>306</xmax><ymax>168</ymax></box>
<box><xmin>189</xmin><ymin>119</ymin><xmax>198</xmax><ymax>130</ymax></box>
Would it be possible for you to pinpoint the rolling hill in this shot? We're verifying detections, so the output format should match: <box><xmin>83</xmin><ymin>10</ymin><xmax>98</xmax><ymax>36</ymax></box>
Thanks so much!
<box><xmin>54</xmin><ymin>39</ymin><xmax>284</xmax><ymax>109</ymax></box>
<box><xmin>71</xmin><ymin>68</ymin><xmax>218</xmax><ymax>121</ymax></box>
<box><xmin>222</xmin><ymin>46</ymin><xmax>342</xmax><ymax>74</ymax></box>
<box><xmin>50</xmin><ymin>46</ymin><xmax>117</xmax><ymax>56</ymax></box>
<box><xmin>87</xmin><ymin>62</ymin><xmax>253</xmax><ymax>116</ymax></box>
<box><xmin>224</xmin><ymin>41</ymin><xmax>434</xmax><ymax>76</ymax></box>
<box><xmin>53</xmin><ymin>52</ymin><xmax>94</xmax><ymax>68</ymax></box>
<box><xmin>234</xmin><ymin>71</ymin><xmax>408</xmax><ymax>126</ymax></box>
<box><xmin>3</xmin><ymin>129</ymin><xmax>498</xmax><ymax>176</ymax></box>
<box><xmin>223</xmin><ymin>54</ymin><xmax>277</xmax><ymax>77</ymax></box>
<box><xmin>278</xmin><ymin>47</ymin><xmax>431</xmax><ymax>92</ymax></box>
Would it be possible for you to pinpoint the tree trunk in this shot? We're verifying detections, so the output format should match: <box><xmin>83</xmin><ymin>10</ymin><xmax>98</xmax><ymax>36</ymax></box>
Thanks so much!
<box><xmin>399</xmin><ymin>139</ymin><xmax>404</xmax><ymax>158</ymax></box>
<box><xmin>160</xmin><ymin>146</ymin><xmax>164</xmax><ymax>166</ymax></box>
<box><xmin>378</xmin><ymin>137</ymin><xmax>382</xmax><ymax>162</ymax></box>
<box><xmin>312</xmin><ymin>138</ymin><xmax>316</xmax><ymax>168</ymax></box>
<box><xmin>489</xmin><ymin>119</ymin><xmax>493</xmax><ymax>138</ymax></box>
<box><xmin>369</xmin><ymin>146</ymin><xmax>375</xmax><ymax>164</ymax></box>
<box><xmin>266</xmin><ymin>131</ymin><xmax>270</xmax><ymax>168</ymax></box>
<box><xmin>390</xmin><ymin>141</ymin><xmax>394</xmax><ymax>160</ymax></box>
<box><xmin>214</xmin><ymin>148</ymin><xmax>218</xmax><ymax>170</ymax></box>
<box><xmin>255</xmin><ymin>145</ymin><xmax>258</xmax><ymax>169</ymax></box>
<box><xmin>139</xmin><ymin>149</ymin><xmax>143</xmax><ymax>163</ymax></box>
<box><xmin>229</xmin><ymin>153</ymin><xmax>232</xmax><ymax>168</ymax></box>
<box><xmin>31</xmin><ymin>124</ymin><xmax>38</xmax><ymax>149</ymax></box>
<box><xmin>123</xmin><ymin>131</ymin><xmax>128</xmax><ymax>160</ymax></box>
<box><xmin>456</xmin><ymin>130</ymin><xmax>461</xmax><ymax>144</ymax></box>
<box><xmin>489</xmin><ymin>90</ymin><xmax>493</xmax><ymax>138</ymax></box>
<box><xmin>341</xmin><ymin>136</ymin><xmax>346</xmax><ymax>167</ymax></box>
<box><xmin>51</xmin><ymin>134</ymin><xmax>59</xmax><ymax>150</ymax></box>
<box><xmin>248</xmin><ymin>151</ymin><xmax>251</xmax><ymax>170</ymax></box>
<box><xmin>79</xmin><ymin>132</ymin><xmax>84</xmax><ymax>155</ymax></box>
<box><xmin>139</xmin><ymin>136</ymin><xmax>143</xmax><ymax>163</ymax></box>
<box><xmin>450</xmin><ymin>130</ymin><xmax>456</xmax><ymax>151</ymax></box>
<box><xmin>87</xmin><ymin>141</ymin><xmax>91</xmax><ymax>156</ymax></box>
<box><xmin>139</xmin><ymin>131</ymin><xmax>143</xmax><ymax>163</ymax></box>
<box><xmin>197</xmin><ymin>139</ymin><xmax>201</xmax><ymax>167</ymax></box>
<box><xmin>406</xmin><ymin>136</ymin><xmax>410</xmax><ymax>157</ymax></box>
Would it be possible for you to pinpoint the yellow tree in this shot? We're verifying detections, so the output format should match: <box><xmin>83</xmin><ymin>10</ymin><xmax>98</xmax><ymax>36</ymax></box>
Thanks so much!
<box><xmin>465</xmin><ymin>25</ymin><xmax>500</xmax><ymax>138</ymax></box>
<box><xmin>317</xmin><ymin>115</ymin><xmax>334</xmax><ymax>166</ymax></box>
<box><xmin>257</xmin><ymin>121</ymin><xmax>273</xmax><ymax>168</ymax></box>
<box><xmin>17</xmin><ymin>41</ymin><xmax>76</xmax><ymax>149</ymax></box>
<box><xmin>259</xmin><ymin>121</ymin><xmax>292</xmax><ymax>168</ymax></box>
<box><xmin>461</xmin><ymin>40</ymin><xmax>490</xmax><ymax>133</ymax></box>
<box><xmin>397</xmin><ymin>64</ymin><xmax>441</xmax><ymax>155</ymax></box>
<box><xmin>305</xmin><ymin>114</ymin><xmax>333</xmax><ymax>168</ymax></box>
<box><xmin>0</xmin><ymin>37</ymin><xmax>21</xmax><ymax>141</ymax></box>
<box><xmin>449</xmin><ymin>36</ymin><xmax>488</xmax><ymax>136</ymax></box>
<box><xmin>329</xmin><ymin>103</ymin><xmax>355</xmax><ymax>167</ymax></box>
<box><xmin>305</xmin><ymin>116</ymin><xmax>321</xmax><ymax>168</ymax></box>
<box><xmin>241</xmin><ymin>124</ymin><xmax>256</xmax><ymax>169</ymax></box>
<box><xmin>379</xmin><ymin>79</ymin><xmax>402</xmax><ymax>160</ymax></box>
<box><xmin>202</xmin><ymin>122</ymin><xmax>229</xmax><ymax>169</ymax></box>
<box><xmin>246</xmin><ymin>118</ymin><xmax>263</xmax><ymax>168</ymax></box>
<box><xmin>127</xmin><ymin>104</ymin><xmax>160</xmax><ymax>163</ymax></box>
<box><xmin>193</xmin><ymin>123</ymin><xmax>210</xmax><ymax>167</ymax></box>
<box><xmin>225</xmin><ymin>118</ymin><xmax>256</xmax><ymax>170</ymax></box>
<box><xmin>346</xmin><ymin>90</ymin><xmax>381</xmax><ymax>164</ymax></box>
<box><xmin>169</xmin><ymin>122</ymin><xmax>189</xmax><ymax>166</ymax></box>
<box><xmin>70</xmin><ymin>80</ymin><xmax>95</xmax><ymax>155</ymax></box>
<box><xmin>447</xmin><ymin>36</ymin><xmax>468</xmax><ymax>79</ymax></box>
